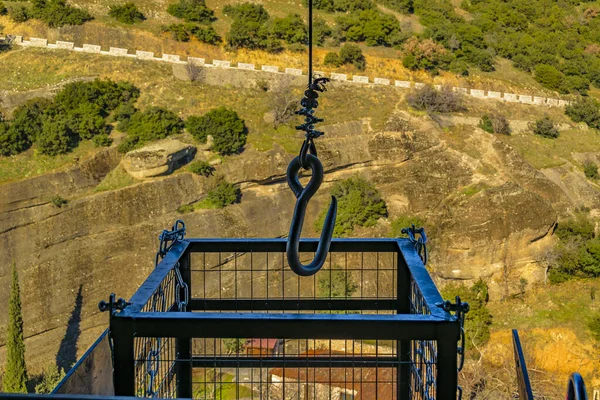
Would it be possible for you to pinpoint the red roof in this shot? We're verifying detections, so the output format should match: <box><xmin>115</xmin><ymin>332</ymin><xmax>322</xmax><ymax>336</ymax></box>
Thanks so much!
<box><xmin>245</xmin><ymin>338</ymin><xmax>280</xmax><ymax>350</ymax></box>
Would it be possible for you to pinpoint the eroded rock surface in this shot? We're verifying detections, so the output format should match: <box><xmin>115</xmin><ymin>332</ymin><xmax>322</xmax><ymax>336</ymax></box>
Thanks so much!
<box><xmin>122</xmin><ymin>139</ymin><xmax>196</xmax><ymax>179</ymax></box>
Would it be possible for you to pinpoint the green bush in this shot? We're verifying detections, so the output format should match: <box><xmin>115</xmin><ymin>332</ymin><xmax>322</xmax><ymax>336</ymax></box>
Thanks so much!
<box><xmin>378</xmin><ymin>0</ymin><xmax>413</xmax><ymax>13</ymax></box>
<box><xmin>176</xmin><ymin>204</ymin><xmax>195</xmax><ymax>214</ymax></box>
<box><xmin>333</xmin><ymin>0</ymin><xmax>375</xmax><ymax>12</ymax></box>
<box><xmin>9</xmin><ymin>6</ymin><xmax>30</xmax><ymax>22</ymax></box>
<box><xmin>565</xmin><ymin>97</ymin><xmax>600</xmax><ymax>130</ymax></box>
<box><xmin>317</xmin><ymin>265</ymin><xmax>358</xmax><ymax>298</ymax></box>
<box><xmin>37</xmin><ymin>117</ymin><xmax>76</xmax><ymax>156</ymax></box>
<box><xmin>313</xmin><ymin>17</ymin><xmax>332</xmax><ymax>46</ymax></box>
<box><xmin>0</xmin><ymin>2</ymin><xmax>7</xmax><ymax>15</ymax></box>
<box><xmin>167</xmin><ymin>0</ymin><xmax>215</xmax><ymax>23</ymax></box>
<box><xmin>316</xmin><ymin>175</ymin><xmax>387</xmax><ymax>236</ymax></box>
<box><xmin>163</xmin><ymin>24</ymin><xmax>191</xmax><ymax>41</ymax></box>
<box><xmin>108</xmin><ymin>2</ymin><xmax>144</xmax><ymax>24</ymax></box>
<box><xmin>192</xmin><ymin>25</ymin><xmax>221</xmax><ymax>45</ymax></box>
<box><xmin>402</xmin><ymin>37</ymin><xmax>452</xmax><ymax>74</ymax></box>
<box><xmin>324</xmin><ymin>51</ymin><xmax>342</xmax><ymax>67</ymax></box>
<box><xmin>206</xmin><ymin>180</ymin><xmax>241</xmax><ymax>208</ymax></box>
<box><xmin>339</xmin><ymin>43</ymin><xmax>366</xmax><ymax>70</ymax></box>
<box><xmin>188</xmin><ymin>107</ymin><xmax>247</xmax><ymax>155</ymax></box>
<box><xmin>530</xmin><ymin>116</ymin><xmax>559</xmax><ymax>139</ymax></box>
<box><xmin>534</xmin><ymin>64</ymin><xmax>563</xmax><ymax>91</ymax></box>
<box><xmin>35</xmin><ymin>365</ymin><xmax>65</xmax><ymax>394</ymax></box>
<box><xmin>31</xmin><ymin>0</ymin><xmax>93</xmax><ymax>28</ymax></box>
<box><xmin>479</xmin><ymin>114</ymin><xmax>511</xmax><ymax>135</ymax></box>
<box><xmin>162</xmin><ymin>23</ymin><xmax>220</xmax><ymax>44</ymax></box>
<box><xmin>390</xmin><ymin>215</ymin><xmax>426</xmax><ymax>237</ymax></box>
<box><xmin>188</xmin><ymin>160</ymin><xmax>215</xmax><ymax>177</ymax></box>
<box><xmin>335</xmin><ymin>9</ymin><xmax>399</xmax><ymax>46</ymax></box>
<box><xmin>50</xmin><ymin>195</ymin><xmax>68</xmax><ymax>208</ymax></box>
<box><xmin>555</xmin><ymin>216</ymin><xmax>595</xmax><ymax>241</ymax></box>
<box><xmin>92</xmin><ymin>134</ymin><xmax>113</xmax><ymax>147</ymax></box>
<box><xmin>584</xmin><ymin>161</ymin><xmax>599</xmax><ymax>180</ymax></box>
<box><xmin>118</xmin><ymin>107</ymin><xmax>184</xmax><ymax>153</ymax></box>
<box><xmin>442</xmin><ymin>279</ymin><xmax>492</xmax><ymax>353</ymax></box>
<box><xmin>271</xmin><ymin>14</ymin><xmax>307</xmax><ymax>44</ymax></box>
<box><xmin>304</xmin><ymin>0</ymin><xmax>334</xmax><ymax>11</ymax></box>
<box><xmin>223</xmin><ymin>3</ymin><xmax>269</xmax><ymax>22</ymax></box>
<box><xmin>0</xmin><ymin>123</ymin><xmax>31</xmax><ymax>156</ymax></box>
<box><xmin>589</xmin><ymin>314</ymin><xmax>600</xmax><ymax>342</ymax></box>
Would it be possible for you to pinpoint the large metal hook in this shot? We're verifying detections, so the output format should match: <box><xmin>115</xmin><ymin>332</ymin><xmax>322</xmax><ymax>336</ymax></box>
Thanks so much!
<box><xmin>286</xmin><ymin>153</ymin><xmax>337</xmax><ymax>276</ymax></box>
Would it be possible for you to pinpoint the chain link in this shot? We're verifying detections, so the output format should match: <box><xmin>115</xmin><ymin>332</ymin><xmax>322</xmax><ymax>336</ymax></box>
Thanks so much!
<box><xmin>155</xmin><ymin>220</ymin><xmax>186</xmax><ymax>267</ymax></box>
<box><xmin>174</xmin><ymin>262</ymin><xmax>189</xmax><ymax>312</ymax></box>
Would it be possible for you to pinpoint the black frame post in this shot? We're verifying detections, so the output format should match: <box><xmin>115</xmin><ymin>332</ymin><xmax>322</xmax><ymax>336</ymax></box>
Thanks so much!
<box><xmin>111</xmin><ymin>315</ymin><xmax>135</xmax><ymax>396</ymax></box>
<box><xmin>436</xmin><ymin>325</ymin><xmax>459</xmax><ymax>400</ymax></box>
<box><xmin>397</xmin><ymin>251</ymin><xmax>411</xmax><ymax>400</ymax></box>
<box><xmin>176</xmin><ymin>248</ymin><xmax>193</xmax><ymax>398</ymax></box>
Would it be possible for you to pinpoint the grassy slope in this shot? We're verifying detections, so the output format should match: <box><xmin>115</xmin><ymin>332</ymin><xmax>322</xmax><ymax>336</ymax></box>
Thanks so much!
<box><xmin>0</xmin><ymin>47</ymin><xmax>401</xmax><ymax>183</ymax></box>
<box><xmin>0</xmin><ymin>0</ymin><xmax>558</xmax><ymax>95</ymax></box>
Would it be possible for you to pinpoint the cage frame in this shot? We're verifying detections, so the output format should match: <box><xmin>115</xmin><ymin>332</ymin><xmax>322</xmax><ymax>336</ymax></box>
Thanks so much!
<box><xmin>104</xmin><ymin>238</ymin><xmax>459</xmax><ymax>400</ymax></box>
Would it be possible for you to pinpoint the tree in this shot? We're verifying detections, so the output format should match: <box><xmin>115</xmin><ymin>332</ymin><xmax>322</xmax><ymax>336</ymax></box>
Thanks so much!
<box><xmin>271</xmin><ymin>14</ymin><xmax>307</xmax><ymax>44</ymax></box>
<box><xmin>0</xmin><ymin>122</ymin><xmax>31</xmax><ymax>156</ymax></box>
<box><xmin>206</xmin><ymin>179</ymin><xmax>241</xmax><ymax>208</ymax></box>
<box><xmin>316</xmin><ymin>175</ymin><xmax>387</xmax><ymax>236</ymax></box>
<box><xmin>317</xmin><ymin>265</ymin><xmax>358</xmax><ymax>298</ymax></box>
<box><xmin>406</xmin><ymin>84</ymin><xmax>465</xmax><ymax>113</ymax></box>
<box><xmin>188</xmin><ymin>107</ymin><xmax>247</xmax><ymax>155</ymax></box>
<box><xmin>35</xmin><ymin>365</ymin><xmax>65</xmax><ymax>394</ymax></box>
<box><xmin>118</xmin><ymin>107</ymin><xmax>183</xmax><ymax>153</ymax></box>
<box><xmin>565</xmin><ymin>97</ymin><xmax>600</xmax><ymax>129</ymax></box>
<box><xmin>530</xmin><ymin>116</ymin><xmax>559</xmax><ymax>139</ymax></box>
<box><xmin>9</xmin><ymin>6</ymin><xmax>30</xmax><ymax>23</ymax></box>
<box><xmin>584</xmin><ymin>161</ymin><xmax>599</xmax><ymax>180</ymax></box>
<box><xmin>340</xmin><ymin>43</ymin><xmax>366</xmax><ymax>70</ymax></box>
<box><xmin>37</xmin><ymin>116</ymin><xmax>76</xmax><ymax>156</ymax></box>
<box><xmin>324</xmin><ymin>51</ymin><xmax>342</xmax><ymax>67</ymax></box>
<box><xmin>479</xmin><ymin>114</ymin><xmax>510</xmax><ymax>135</ymax></box>
<box><xmin>534</xmin><ymin>64</ymin><xmax>563</xmax><ymax>91</ymax></box>
<box><xmin>223</xmin><ymin>339</ymin><xmax>246</xmax><ymax>355</ymax></box>
<box><xmin>188</xmin><ymin>160</ymin><xmax>215</xmax><ymax>177</ymax></box>
<box><xmin>167</xmin><ymin>0</ymin><xmax>215</xmax><ymax>23</ymax></box>
<box><xmin>313</xmin><ymin>17</ymin><xmax>332</xmax><ymax>46</ymax></box>
<box><xmin>442</xmin><ymin>279</ymin><xmax>492</xmax><ymax>353</ymax></box>
<box><xmin>3</xmin><ymin>263</ymin><xmax>28</xmax><ymax>393</ymax></box>
<box><xmin>30</xmin><ymin>0</ymin><xmax>93</xmax><ymax>28</ymax></box>
<box><xmin>108</xmin><ymin>2</ymin><xmax>144</xmax><ymax>24</ymax></box>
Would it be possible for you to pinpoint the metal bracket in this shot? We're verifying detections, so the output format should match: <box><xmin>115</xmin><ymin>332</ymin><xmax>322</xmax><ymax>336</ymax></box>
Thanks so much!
<box><xmin>98</xmin><ymin>293</ymin><xmax>131</xmax><ymax>314</ymax></box>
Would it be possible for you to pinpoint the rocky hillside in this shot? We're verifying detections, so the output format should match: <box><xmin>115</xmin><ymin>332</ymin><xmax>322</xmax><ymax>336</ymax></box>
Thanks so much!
<box><xmin>1</xmin><ymin>47</ymin><xmax>599</xmax><ymax>394</ymax></box>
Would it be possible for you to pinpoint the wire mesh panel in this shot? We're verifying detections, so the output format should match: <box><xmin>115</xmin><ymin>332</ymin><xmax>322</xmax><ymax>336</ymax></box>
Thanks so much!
<box><xmin>108</xmin><ymin>239</ymin><xmax>458</xmax><ymax>400</ymax></box>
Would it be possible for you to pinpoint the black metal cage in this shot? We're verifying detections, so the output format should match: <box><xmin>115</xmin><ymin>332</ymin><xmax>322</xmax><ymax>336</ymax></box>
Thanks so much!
<box><xmin>56</xmin><ymin>237</ymin><xmax>460</xmax><ymax>400</ymax></box>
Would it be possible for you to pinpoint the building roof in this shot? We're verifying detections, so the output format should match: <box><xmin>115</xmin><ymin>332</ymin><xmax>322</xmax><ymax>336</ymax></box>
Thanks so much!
<box><xmin>270</xmin><ymin>351</ymin><xmax>396</xmax><ymax>400</ymax></box>
<box><xmin>245</xmin><ymin>338</ymin><xmax>281</xmax><ymax>350</ymax></box>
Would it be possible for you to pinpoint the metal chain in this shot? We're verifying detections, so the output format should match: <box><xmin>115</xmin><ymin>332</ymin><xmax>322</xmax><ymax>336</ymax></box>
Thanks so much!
<box><xmin>174</xmin><ymin>262</ymin><xmax>189</xmax><ymax>312</ymax></box>
<box><xmin>145</xmin><ymin>341</ymin><xmax>162</xmax><ymax>397</ymax></box>
<box><xmin>401</xmin><ymin>224</ymin><xmax>428</xmax><ymax>265</ymax></box>
<box><xmin>436</xmin><ymin>296</ymin><xmax>470</xmax><ymax>400</ymax></box>
<box><xmin>155</xmin><ymin>220</ymin><xmax>186</xmax><ymax>267</ymax></box>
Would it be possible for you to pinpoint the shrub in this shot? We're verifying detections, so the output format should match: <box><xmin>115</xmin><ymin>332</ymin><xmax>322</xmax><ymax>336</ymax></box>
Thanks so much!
<box><xmin>65</xmin><ymin>103</ymin><xmax>106</xmax><ymax>140</ymax></box>
<box><xmin>223</xmin><ymin>3</ymin><xmax>268</xmax><ymax>22</ymax></box>
<box><xmin>584</xmin><ymin>161</ymin><xmax>599</xmax><ymax>180</ymax></box>
<box><xmin>163</xmin><ymin>24</ymin><xmax>190</xmax><ymax>41</ymax></box>
<box><xmin>336</xmin><ymin>9</ymin><xmax>399</xmax><ymax>46</ymax></box>
<box><xmin>442</xmin><ymin>279</ymin><xmax>492</xmax><ymax>353</ymax></box>
<box><xmin>192</xmin><ymin>25</ymin><xmax>221</xmax><ymax>45</ymax></box>
<box><xmin>118</xmin><ymin>107</ymin><xmax>183</xmax><ymax>153</ymax></box>
<box><xmin>37</xmin><ymin>117</ymin><xmax>76</xmax><ymax>156</ymax></box>
<box><xmin>316</xmin><ymin>175</ymin><xmax>387</xmax><ymax>236</ymax></box>
<box><xmin>530</xmin><ymin>116</ymin><xmax>559</xmax><ymax>139</ymax></box>
<box><xmin>50</xmin><ymin>195</ymin><xmax>68</xmax><ymax>208</ymax></box>
<box><xmin>167</xmin><ymin>0</ymin><xmax>215</xmax><ymax>23</ymax></box>
<box><xmin>339</xmin><ymin>43</ymin><xmax>366</xmax><ymax>70</ymax></box>
<box><xmin>108</xmin><ymin>2</ymin><xmax>144</xmax><ymax>24</ymax></box>
<box><xmin>93</xmin><ymin>134</ymin><xmax>113</xmax><ymax>147</ymax></box>
<box><xmin>402</xmin><ymin>37</ymin><xmax>451</xmax><ymax>74</ymax></box>
<box><xmin>305</xmin><ymin>0</ymin><xmax>334</xmax><ymax>11</ymax></box>
<box><xmin>589</xmin><ymin>314</ymin><xmax>600</xmax><ymax>342</ymax></box>
<box><xmin>0</xmin><ymin>123</ymin><xmax>31</xmax><ymax>156</ymax></box>
<box><xmin>9</xmin><ymin>6</ymin><xmax>30</xmax><ymax>23</ymax></box>
<box><xmin>565</xmin><ymin>97</ymin><xmax>600</xmax><ymax>130</ymax></box>
<box><xmin>317</xmin><ymin>265</ymin><xmax>358</xmax><ymax>298</ymax></box>
<box><xmin>189</xmin><ymin>160</ymin><xmax>215</xmax><ymax>177</ymax></box>
<box><xmin>31</xmin><ymin>0</ymin><xmax>93</xmax><ymax>28</ymax></box>
<box><xmin>479</xmin><ymin>114</ymin><xmax>511</xmax><ymax>135</ymax></box>
<box><xmin>556</xmin><ymin>216</ymin><xmax>595</xmax><ymax>241</ymax></box>
<box><xmin>34</xmin><ymin>365</ymin><xmax>65</xmax><ymax>394</ymax></box>
<box><xmin>334</xmin><ymin>0</ymin><xmax>375</xmax><ymax>12</ymax></box>
<box><xmin>313</xmin><ymin>17</ymin><xmax>332</xmax><ymax>46</ymax></box>
<box><xmin>0</xmin><ymin>2</ymin><xmax>7</xmax><ymax>15</ymax></box>
<box><xmin>407</xmin><ymin>84</ymin><xmax>465</xmax><ymax>113</ymax></box>
<box><xmin>206</xmin><ymin>180</ymin><xmax>241</xmax><ymax>208</ymax></box>
<box><xmin>176</xmin><ymin>204</ymin><xmax>195</xmax><ymax>214</ymax></box>
<box><xmin>390</xmin><ymin>215</ymin><xmax>426</xmax><ymax>237</ymax></box>
<box><xmin>188</xmin><ymin>107</ymin><xmax>247</xmax><ymax>155</ymax></box>
<box><xmin>324</xmin><ymin>51</ymin><xmax>342</xmax><ymax>67</ymax></box>
<box><xmin>271</xmin><ymin>14</ymin><xmax>307</xmax><ymax>44</ymax></box>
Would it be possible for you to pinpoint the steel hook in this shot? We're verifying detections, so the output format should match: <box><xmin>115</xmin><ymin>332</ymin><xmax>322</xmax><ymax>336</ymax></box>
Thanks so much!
<box><xmin>286</xmin><ymin>153</ymin><xmax>337</xmax><ymax>276</ymax></box>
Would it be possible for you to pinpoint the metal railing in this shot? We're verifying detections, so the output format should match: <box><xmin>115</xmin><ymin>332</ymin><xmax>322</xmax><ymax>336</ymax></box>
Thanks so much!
<box><xmin>58</xmin><ymin>235</ymin><xmax>461</xmax><ymax>400</ymax></box>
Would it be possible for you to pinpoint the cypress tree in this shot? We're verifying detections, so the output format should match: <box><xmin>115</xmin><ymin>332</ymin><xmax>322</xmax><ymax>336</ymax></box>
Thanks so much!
<box><xmin>3</xmin><ymin>263</ymin><xmax>28</xmax><ymax>393</ymax></box>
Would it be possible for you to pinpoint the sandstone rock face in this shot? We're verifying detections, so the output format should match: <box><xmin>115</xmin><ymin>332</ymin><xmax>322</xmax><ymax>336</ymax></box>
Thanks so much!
<box><xmin>0</xmin><ymin>114</ymin><xmax>592</xmax><ymax>372</ymax></box>
<box><xmin>122</xmin><ymin>139</ymin><xmax>196</xmax><ymax>179</ymax></box>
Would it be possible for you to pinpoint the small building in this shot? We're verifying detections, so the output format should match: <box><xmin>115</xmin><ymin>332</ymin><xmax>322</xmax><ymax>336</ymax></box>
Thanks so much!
<box><xmin>269</xmin><ymin>351</ymin><xmax>395</xmax><ymax>400</ymax></box>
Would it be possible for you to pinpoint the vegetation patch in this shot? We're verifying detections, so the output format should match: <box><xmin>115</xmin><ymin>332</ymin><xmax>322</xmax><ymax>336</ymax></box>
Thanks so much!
<box><xmin>530</xmin><ymin>116</ymin><xmax>559</xmax><ymax>139</ymax></box>
<box><xmin>9</xmin><ymin>0</ymin><xmax>93</xmax><ymax>28</ymax></box>
<box><xmin>188</xmin><ymin>160</ymin><xmax>215</xmax><ymax>177</ymax></box>
<box><xmin>186</xmin><ymin>107</ymin><xmax>247</xmax><ymax>155</ymax></box>
<box><xmin>117</xmin><ymin>107</ymin><xmax>184</xmax><ymax>153</ymax></box>
<box><xmin>316</xmin><ymin>175</ymin><xmax>387</xmax><ymax>237</ymax></box>
<box><xmin>108</xmin><ymin>2</ymin><xmax>144</xmax><ymax>24</ymax></box>
<box><xmin>478</xmin><ymin>114</ymin><xmax>511</xmax><ymax>135</ymax></box>
<box><xmin>407</xmin><ymin>84</ymin><xmax>465</xmax><ymax>113</ymax></box>
<box><xmin>389</xmin><ymin>215</ymin><xmax>426</xmax><ymax>237</ymax></box>
<box><xmin>94</xmin><ymin>165</ymin><xmax>139</xmax><ymax>193</ymax></box>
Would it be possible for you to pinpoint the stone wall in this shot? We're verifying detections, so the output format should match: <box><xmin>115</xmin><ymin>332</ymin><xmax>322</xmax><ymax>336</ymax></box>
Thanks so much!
<box><xmin>13</xmin><ymin>35</ymin><xmax>570</xmax><ymax>107</ymax></box>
